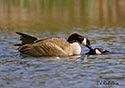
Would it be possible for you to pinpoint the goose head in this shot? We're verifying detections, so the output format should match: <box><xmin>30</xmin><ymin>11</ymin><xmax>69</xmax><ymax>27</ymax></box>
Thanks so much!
<box><xmin>67</xmin><ymin>33</ymin><xmax>92</xmax><ymax>49</ymax></box>
<box><xmin>86</xmin><ymin>48</ymin><xmax>109</xmax><ymax>55</ymax></box>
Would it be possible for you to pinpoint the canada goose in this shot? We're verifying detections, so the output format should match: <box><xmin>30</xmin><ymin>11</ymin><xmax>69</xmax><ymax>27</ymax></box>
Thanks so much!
<box><xmin>15</xmin><ymin>32</ymin><xmax>92</xmax><ymax>57</ymax></box>
<box><xmin>86</xmin><ymin>48</ymin><xmax>109</xmax><ymax>55</ymax></box>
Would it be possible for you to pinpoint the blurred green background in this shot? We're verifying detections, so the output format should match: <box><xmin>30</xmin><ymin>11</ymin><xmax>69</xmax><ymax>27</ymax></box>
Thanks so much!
<box><xmin>0</xmin><ymin>0</ymin><xmax>125</xmax><ymax>32</ymax></box>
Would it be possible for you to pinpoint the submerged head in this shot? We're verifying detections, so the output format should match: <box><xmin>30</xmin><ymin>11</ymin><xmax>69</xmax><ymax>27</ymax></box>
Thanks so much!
<box><xmin>86</xmin><ymin>48</ymin><xmax>109</xmax><ymax>55</ymax></box>
<box><xmin>67</xmin><ymin>33</ymin><xmax>92</xmax><ymax>49</ymax></box>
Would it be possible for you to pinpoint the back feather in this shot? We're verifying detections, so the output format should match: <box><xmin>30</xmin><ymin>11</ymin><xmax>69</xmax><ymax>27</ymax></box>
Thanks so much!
<box><xmin>15</xmin><ymin>32</ymin><xmax>39</xmax><ymax>46</ymax></box>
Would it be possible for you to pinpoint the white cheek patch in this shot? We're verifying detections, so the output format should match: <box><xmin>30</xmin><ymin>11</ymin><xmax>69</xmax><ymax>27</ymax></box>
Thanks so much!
<box><xmin>95</xmin><ymin>49</ymin><xmax>102</xmax><ymax>55</ymax></box>
<box><xmin>82</xmin><ymin>38</ymin><xmax>87</xmax><ymax>45</ymax></box>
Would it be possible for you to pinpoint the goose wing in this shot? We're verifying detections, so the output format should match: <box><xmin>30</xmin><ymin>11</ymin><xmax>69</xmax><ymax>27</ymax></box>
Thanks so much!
<box><xmin>18</xmin><ymin>37</ymin><xmax>71</xmax><ymax>57</ymax></box>
<box><xmin>15</xmin><ymin>32</ymin><xmax>39</xmax><ymax>46</ymax></box>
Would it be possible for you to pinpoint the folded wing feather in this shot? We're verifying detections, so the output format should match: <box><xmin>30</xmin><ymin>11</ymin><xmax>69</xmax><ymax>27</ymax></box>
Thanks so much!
<box><xmin>18</xmin><ymin>37</ymin><xmax>71</xmax><ymax>56</ymax></box>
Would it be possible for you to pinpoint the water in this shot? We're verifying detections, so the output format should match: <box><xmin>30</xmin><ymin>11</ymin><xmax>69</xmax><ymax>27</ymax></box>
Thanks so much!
<box><xmin>0</xmin><ymin>0</ymin><xmax>125</xmax><ymax>88</ymax></box>
<box><xmin>0</xmin><ymin>26</ymin><xmax>125</xmax><ymax>88</ymax></box>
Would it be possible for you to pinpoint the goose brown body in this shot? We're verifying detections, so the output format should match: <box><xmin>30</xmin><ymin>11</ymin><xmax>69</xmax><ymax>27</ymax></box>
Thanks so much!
<box><xmin>19</xmin><ymin>37</ymin><xmax>79</xmax><ymax>57</ymax></box>
<box><xmin>15</xmin><ymin>32</ymin><xmax>91</xmax><ymax>57</ymax></box>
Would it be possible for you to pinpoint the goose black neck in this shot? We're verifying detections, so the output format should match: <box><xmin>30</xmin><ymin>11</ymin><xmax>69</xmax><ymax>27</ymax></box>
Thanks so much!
<box><xmin>67</xmin><ymin>33</ymin><xmax>83</xmax><ymax>43</ymax></box>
